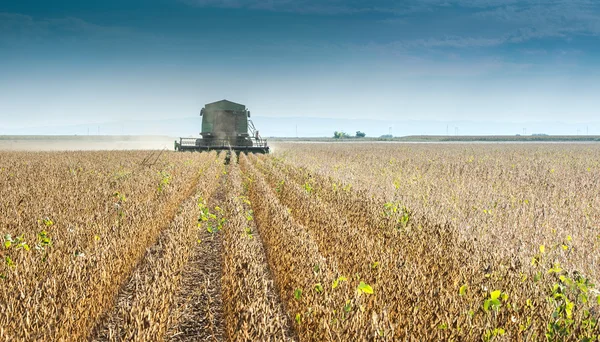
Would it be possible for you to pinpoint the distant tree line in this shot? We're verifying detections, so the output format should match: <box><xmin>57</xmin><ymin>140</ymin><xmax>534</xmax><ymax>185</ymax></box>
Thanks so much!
<box><xmin>333</xmin><ymin>131</ymin><xmax>366</xmax><ymax>139</ymax></box>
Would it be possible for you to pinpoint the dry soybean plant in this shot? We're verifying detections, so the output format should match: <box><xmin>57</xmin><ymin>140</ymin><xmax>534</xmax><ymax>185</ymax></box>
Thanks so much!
<box><xmin>0</xmin><ymin>144</ymin><xmax>598</xmax><ymax>341</ymax></box>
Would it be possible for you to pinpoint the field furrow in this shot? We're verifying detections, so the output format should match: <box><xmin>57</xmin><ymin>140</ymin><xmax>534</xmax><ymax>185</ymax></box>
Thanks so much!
<box><xmin>167</xmin><ymin>156</ymin><xmax>228</xmax><ymax>341</ymax></box>
<box><xmin>2</xmin><ymin>143</ymin><xmax>599</xmax><ymax>341</ymax></box>
<box><xmin>91</xmin><ymin>156</ymin><xmax>224</xmax><ymax>341</ymax></box>
<box><xmin>0</xmin><ymin>151</ymin><xmax>213</xmax><ymax>341</ymax></box>
<box><xmin>269</xmin><ymin>143</ymin><xmax>600</xmax><ymax>340</ymax></box>
<box><xmin>241</xmin><ymin>154</ymin><xmax>377</xmax><ymax>341</ymax></box>
<box><xmin>249</xmin><ymin>153</ymin><xmax>475</xmax><ymax>339</ymax></box>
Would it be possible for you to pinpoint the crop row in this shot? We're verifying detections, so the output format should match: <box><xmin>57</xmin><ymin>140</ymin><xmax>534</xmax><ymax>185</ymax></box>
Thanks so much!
<box><xmin>93</xmin><ymin>153</ymin><xmax>225</xmax><ymax>340</ymax></box>
<box><xmin>0</xmin><ymin>151</ymin><xmax>217</xmax><ymax>340</ymax></box>
<box><xmin>266</xmin><ymin>144</ymin><xmax>600</xmax><ymax>340</ymax></box>
<box><xmin>1</xmin><ymin>146</ymin><xmax>598</xmax><ymax>341</ymax></box>
<box><xmin>220</xmin><ymin>153</ymin><xmax>294</xmax><ymax>341</ymax></box>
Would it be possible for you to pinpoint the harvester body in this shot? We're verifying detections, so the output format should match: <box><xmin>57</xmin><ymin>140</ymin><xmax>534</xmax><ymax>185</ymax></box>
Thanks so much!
<box><xmin>175</xmin><ymin>100</ymin><xmax>269</xmax><ymax>153</ymax></box>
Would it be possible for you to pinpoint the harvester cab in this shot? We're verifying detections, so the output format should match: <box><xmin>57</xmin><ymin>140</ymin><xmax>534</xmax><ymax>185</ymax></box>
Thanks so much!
<box><xmin>175</xmin><ymin>100</ymin><xmax>269</xmax><ymax>154</ymax></box>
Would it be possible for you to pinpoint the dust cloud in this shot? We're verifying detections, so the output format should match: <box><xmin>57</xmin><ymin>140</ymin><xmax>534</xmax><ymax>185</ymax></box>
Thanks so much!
<box><xmin>0</xmin><ymin>136</ymin><xmax>176</xmax><ymax>151</ymax></box>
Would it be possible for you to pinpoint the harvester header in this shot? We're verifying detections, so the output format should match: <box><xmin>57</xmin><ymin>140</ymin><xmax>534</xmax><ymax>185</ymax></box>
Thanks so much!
<box><xmin>175</xmin><ymin>100</ymin><xmax>269</xmax><ymax>153</ymax></box>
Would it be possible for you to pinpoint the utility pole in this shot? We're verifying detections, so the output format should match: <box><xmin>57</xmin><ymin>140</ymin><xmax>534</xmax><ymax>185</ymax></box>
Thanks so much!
<box><xmin>446</xmin><ymin>124</ymin><xmax>449</xmax><ymax>136</ymax></box>
<box><xmin>389</xmin><ymin>127</ymin><xmax>392</xmax><ymax>136</ymax></box>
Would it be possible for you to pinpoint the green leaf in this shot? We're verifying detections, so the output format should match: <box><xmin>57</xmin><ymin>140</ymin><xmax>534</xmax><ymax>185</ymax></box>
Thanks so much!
<box><xmin>5</xmin><ymin>256</ymin><xmax>14</xmax><ymax>267</ymax></box>
<box><xmin>314</xmin><ymin>283</ymin><xmax>323</xmax><ymax>293</ymax></box>
<box><xmin>295</xmin><ymin>313</ymin><xmax>301</xmax><ymax>325</ymax></box>
<box><xmin>539</xmin><ymin>245</ymin><xmax>545</xmax><ymax>254</ymax></box>
<box><xmin>565</xmin><ymin>300</ymin><xmax>574</xmax><ymax>319</ymax></box>
<box><xmin>547</xmin><ymin>263</ymin><xmax>563</xmax><ymax>274</ymax></box>
<box><xmin>38</xmin><ymin>231</ymin><xmax>51</xmax><ymax>246</ymax></box>
<box><xmin>484</xmin><ymin>298</ymin><xmax>501</xmax><ymax>312</ymax></box>
<box><xmin>4</xmin><ymin>241</ymin><xmax>10</xmax><ymax>249</ymax></box>
<box><xmin>597</xmin><ymin>295</ymin><xmax>600</xmax><ymax>305</ymax></box>
<box><xmin>357</xmin><ymin>281</ymin><xmax>373</xmax><ymax>294</ymax></box>
<box><xmin>531</xmin><ymin>256</ymin><xmax>539</xmax><ymax>266</ymax></box>
<box><xmin>459</xmin><ymin>284</ymin><xmax>468</xmax><ymax>296</ymax></box>
<box><xmin>294</xmin><ymin>288</ymin><xmax>302</xmax><ymax>300</ymax></box>
<box><xmin>490</xmin><ymin>290</ymin><xmax>501</xmax><ymax>300</ymax></box>
<box><xmin>344</xmin><ymin>300</ymin><xmax>352</xmax><ymax>313</ymax></box>
<box><xmin>333</xmin><ymin>275</ymin><xmax>347</xmax><ymax>289</ymax></box>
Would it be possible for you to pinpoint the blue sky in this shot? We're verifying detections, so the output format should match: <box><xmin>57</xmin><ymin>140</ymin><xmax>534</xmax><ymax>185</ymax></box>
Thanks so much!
<box><xmin>1</xmin><ymin>0</ymin><xmax>600</xmax><ymax>135</ymax></box>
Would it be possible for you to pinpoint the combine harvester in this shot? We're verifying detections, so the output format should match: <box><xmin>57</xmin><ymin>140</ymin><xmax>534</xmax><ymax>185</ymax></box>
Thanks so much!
<box><xmin>175</xmin><ymin>100</ymin><xmax>269</xmax><ymax>154</ymax></box>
